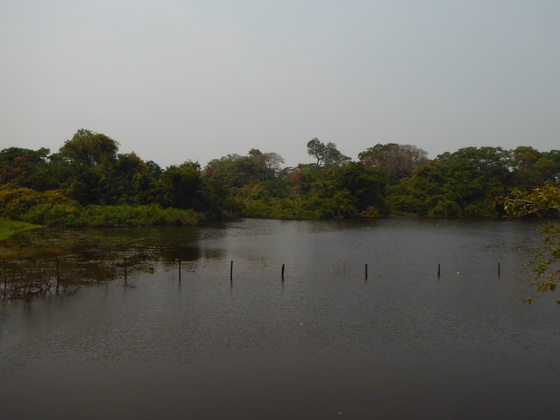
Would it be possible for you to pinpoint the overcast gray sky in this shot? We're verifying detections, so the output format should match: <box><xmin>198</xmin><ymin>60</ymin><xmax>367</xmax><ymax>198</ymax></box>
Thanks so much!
<box><xmin>1</xmin><ymin>0</ymin><xmax>559</xmax><ymax>168</ymax></box>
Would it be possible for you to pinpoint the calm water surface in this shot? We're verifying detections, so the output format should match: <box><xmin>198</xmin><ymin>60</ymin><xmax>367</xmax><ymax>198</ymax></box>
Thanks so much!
<box><xmin>1</xmin><ymin>218</ymin><xmax>559</xmax><ymax>419</ymax></box>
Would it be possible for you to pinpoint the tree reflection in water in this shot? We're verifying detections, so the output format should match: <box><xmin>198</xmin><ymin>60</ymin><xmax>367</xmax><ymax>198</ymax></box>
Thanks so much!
<box><xmin>1</xmin><ymin>225</ymin><xmax>206</xmax><ymax>300</ymax></box>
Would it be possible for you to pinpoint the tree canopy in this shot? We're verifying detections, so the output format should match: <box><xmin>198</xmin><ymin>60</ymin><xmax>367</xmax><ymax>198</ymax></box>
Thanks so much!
<box><xmin>1</xmin><ymin>130</ymin><xmax>559</xmax><ymax>227</ymax></box>
<box><xmin>306</xmin><ymin>138</ymin><xmax>350</xmax><ymax>167</ymax></box>
<box><xmin>358</xmin><ymin>143</ymin><xmax>428</xmax><ymax>183</ymax></box>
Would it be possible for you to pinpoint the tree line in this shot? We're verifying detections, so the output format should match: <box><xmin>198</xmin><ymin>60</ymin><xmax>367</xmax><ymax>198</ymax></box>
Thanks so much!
<box><xmin>1</xmin><ymin>129</ymin><xmax>559</xmax><ymax>227</ymax></box>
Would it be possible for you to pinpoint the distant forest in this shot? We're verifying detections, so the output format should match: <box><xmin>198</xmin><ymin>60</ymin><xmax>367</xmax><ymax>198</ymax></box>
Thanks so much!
<box><xmin>1</xmin><ymin>129</ymin><xmax>559</xmax><ymax>227</ymax></box>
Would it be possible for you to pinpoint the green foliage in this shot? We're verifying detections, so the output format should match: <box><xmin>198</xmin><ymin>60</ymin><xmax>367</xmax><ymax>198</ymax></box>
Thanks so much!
<box><xmin>503</xmin><ymin>183</ymin><xmax>560</xmax><ymax>302</ymax></box>
<box><xmin>0</xmin><ymin>184</ymin><xmax>84</xmax><ymax>226</ymax></box>
<box><xmin>0</xmin><ymin>184</ymin><xmax>202</xmax><ymax>227</ymax></box>
<box><xmin>2</xmin><ymin>129</ymin><xmax>560</xmax><ymax>224</ymax></box>
<box><xmin>236</xmin><ymin>161</ymin><xmax>386</xmax><ymax>220</ymax></box>
<box><xmin>388</xmin><ymin>147</ymin><xmax>513</xmax><ymax>217</ymax></box>
<box><xmin>511</xmin><ymin>146</ymin><xmax>559</xmax><ymax>188</ymax></box>
<box><xmin>202</xmin><ymin>150</ymin><xmax>286</xmax><ymax>219</ymax></box>
<box><xmin>426</xmin><ymin>197</ymin><xmax>462</xmax><ymax>218</ymax></box>
<box><xmin>387</xmin><ymin>161</ymin><xmax>447</xmax><ymax>216</ymax></box>
<box><xmin>45</xmin><ymin>130</ymin><xmax>162</xmax><ymax>207</ymax></box>
<box><xmin>306</xmin><ymin>138</ymin><xmax>350</xmax><ymax>167</ymax></box>
<box><xmin>0</xmin><ymin>184</ymin><xmax>49</xmax><ymax>219</ymax></box>
<box><xmin>325</xmin><ymin>162</ymin><xmax>386</xmax><ymax>212</ymax></box>
<box><xmin>111</xmin><ymin>153</ymin><xmax>160</xmax><ymax>205</ymax></box>
<box><xmin>501</xmin><ymin>183</ymin><xmax>560</xmax><ymax>217</ymax></box>
<box><xmin>159</xmin><ymin>161</ymin><xmax>204</xmax><ymax>210</ymax></box>
<box><xmin>204</xmin><ymin>149</ymin><xmax>285</xmax><ymax>188</ymax></box>
<box><xmin>80</xmin><ymin>205</ymin><xmax>203</xmax><ymax>227</ymax></box>
<box><xmin>517</xmin><ymin>222</ymin><xmax>560</xmax><ymax>304</ymax></box>
<box><xmin>0</xmin><ymin>219</ymin><xmax>42</xmax><ymax>241</ymax></box>
<box><xmin>0</xmin><ymin>147</ymin><xmax>50</xmax><ymax>187</ymax></box>
<box><xmin>58</xmin><ymin>129</ymin><xmax>119</xmax><ymax>168</ymax></box>
<box><xmin>22</xmin><ymin>201</ymin><xmax>84</xmax><ymax>226</ymax></box>
<box><xmin>358</xmin><ymin>143</ymin><xmax>428</xmax><ymax>184</ymax></box>
<box><xmin>43</xmin><ymin>129</ymin><xmax>121</xmax><ymax>205</ymax></box>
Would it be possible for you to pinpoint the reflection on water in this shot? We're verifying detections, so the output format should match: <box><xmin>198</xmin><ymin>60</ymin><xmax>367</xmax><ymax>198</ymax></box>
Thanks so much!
<box><xmin>0</xmin><ymin>225</ymin><xmax>221</xmax><ymax>299</ymax></box>
<box><xmin>1</xmin><ymin>218</ymin><xmax>559</xmax><ymax>419</ymax></box>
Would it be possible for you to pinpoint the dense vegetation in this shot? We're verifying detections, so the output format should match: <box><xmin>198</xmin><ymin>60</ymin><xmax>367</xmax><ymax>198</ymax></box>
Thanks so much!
<box><xmin>1</xmin><ymin>129</ymin><xmax>559</xmax><ymax>228</ymax></box>
<box><xmin>0</xmin><ymin>219</ymin><xmax>41</xmax><ymax>241</ymax></box>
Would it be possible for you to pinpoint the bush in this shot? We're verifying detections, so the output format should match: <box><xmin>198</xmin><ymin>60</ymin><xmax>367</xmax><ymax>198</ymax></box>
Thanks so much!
<box><xmin>0</xmin><ymin>185</ymin><xmax>204</xmax><ymax>227</ymax></box>
<box><xmin>81</xmin><ymin>205</ymin><xmax>204</xmax><ymax>227</ymax></box>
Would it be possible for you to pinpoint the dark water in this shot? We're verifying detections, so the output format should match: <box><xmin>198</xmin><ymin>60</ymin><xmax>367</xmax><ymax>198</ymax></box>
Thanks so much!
<box><xmin>1</xmin><ymin>218</ymin><xmax>559</xmax><ymax>419</ymax></box>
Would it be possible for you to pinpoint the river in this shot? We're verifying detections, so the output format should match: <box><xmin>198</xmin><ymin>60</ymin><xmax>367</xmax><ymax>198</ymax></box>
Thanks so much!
<box><xmin>1</xmin><ymin>218</ymin><xmax>559</xmax><ymax>419</ymax></box>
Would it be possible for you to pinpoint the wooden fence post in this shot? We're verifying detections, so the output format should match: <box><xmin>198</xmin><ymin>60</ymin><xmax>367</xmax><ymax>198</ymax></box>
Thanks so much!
<box><xmin>3</xmin><ymin>260</ymin><xmax>7</xmax><ymax>300</ymax></box>
<box><xmin>56</xmin><ymin>257</ymin><xmax>60</xmax><ymax>294</ymax></box>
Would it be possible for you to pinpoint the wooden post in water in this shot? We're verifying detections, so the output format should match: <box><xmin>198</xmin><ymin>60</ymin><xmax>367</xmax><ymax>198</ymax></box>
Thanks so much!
<box><xmin>55</xmin><ymin>257</ymin><xmax>60</xmax><ymax>294</ymax></box>
<box><xmin>365</xmin><ymin>264</ymin><xmax>368</xmax><ymax>280</ymax></box>
<box><xmin>3</xmin><ymin>260</ymin><xmax>7</xmax><ymax>300</ymax></box>
<box><xmin>498</xmin><ymin>262</ymin><xmax>501</xmax><ymax>277</ymax></box>
<box><xmin>124</xmin><ymin>257</ymin><xmax>128</xmax><ymax>284</ymax></box>
<box><xmin>178</xmin><ymin>259</ymin><xmax>182</xmax><ymax>283</ymax></box>
<box><xmin>281</xmin><ymin>264</ymin><xmax>285</xmax><ymax>280</ymax></box>
<box><xmin>438</xmin><ymin>264</ymin><xmax>441</xmax><ymax>277</ymax></box>
<box><xmin>230</xmin><ymin>261</ymin><xmax>233</xmax><ymax>280</ymax></box>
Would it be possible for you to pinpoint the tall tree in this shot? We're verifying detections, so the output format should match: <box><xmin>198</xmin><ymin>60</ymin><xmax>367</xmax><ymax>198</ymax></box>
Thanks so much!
<box><xmin>358</xmin><ymin>143</ymin><xmax>428</xmax><ymax>183</ymax></box>
<box><xmin>112</xmin><ymin>152</ymin><xmax>160</xmax><ymax>204</ymax></box>
<box><xmin>51</xmin><ymin>129</ymin><xmax>121</xmax><ymax>204</ymax></box>
<box><xmin>204</xmin><ymin>149</ymin><xmax>285</xmax><ymax>188</ymax></box>
<box><xmin>306</xmin><ymin>138</ymin><xmax>350</xmax><ymax>167</ymax></box>
<box><xmin>388</xmin><ymin>147</ymin><xmax>513</xmax><ymax>217</ymax></box>
<box><xmin>58</xmin><ymin>129</ymin><xmax>119</xmax><ymax>168</ymax></box>
<box><xmin>0</xmin><ymin>147</ymin><xmax>50</xmax><ymax>187</ymax></box>
<box><xmin>511</xmin><ymin>146</ymin><xmax>558</xmax><ymax>188</ymax></box>
<box><xmin>159</xmin><ymin>161</ymin><xmax>204</xmax><ymax>210</ymax></box>
<box><xmin>324</xmin><ymin>162</ymin><xmax>386</xmax><ymax>215</ymax></box>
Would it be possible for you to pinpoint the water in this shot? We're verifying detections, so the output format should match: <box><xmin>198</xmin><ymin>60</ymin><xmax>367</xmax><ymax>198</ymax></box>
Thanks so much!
<box><xmin>1</xmin><ymin>218</ymin><xmax>559</xmax><ymax>419</ymax></box>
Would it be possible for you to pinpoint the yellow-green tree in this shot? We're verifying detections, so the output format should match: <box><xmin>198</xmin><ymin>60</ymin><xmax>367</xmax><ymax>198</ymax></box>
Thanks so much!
<box><xmin>502</xmin><ymin>183</ymin><xmax>560</xmax><ymax>303</ymax></box>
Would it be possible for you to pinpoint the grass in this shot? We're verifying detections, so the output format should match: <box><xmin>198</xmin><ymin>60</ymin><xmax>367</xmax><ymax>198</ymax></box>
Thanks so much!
<box><xmin>0</xmin><ymin>219</ymin><xmax>43</xmax><ymax>241</ymax></box>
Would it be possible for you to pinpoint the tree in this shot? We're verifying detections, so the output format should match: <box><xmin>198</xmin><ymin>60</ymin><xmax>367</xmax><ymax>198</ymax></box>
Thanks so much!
<box><xmin>112</xmin><ymin>152</ymin><xmax>160</xmax><ymax>204</ymax></box>
<box><xmin>511</xmin><ymin>146</ymin><xmax>558</xmax><ymax>188</ymax></box>
<box><xmin>502</xmin><ymin>183</ymin><xmax>560</xmax><ymax>217</ymax></box>
<box><xmin>248</xmin><ymin>149</ymin><xmax>285</xmax><ymax>181</ymax></box>
<box><xmin>387</xmin><ymin>160</ymin><xmax>457</xmax><ymax>216</ymax></box>
<box><xmin>159</xmin><ymin>161</ymin><xmax>204</xmax><ymax>210</ymax></box>
<box><xmin>306</xmin><ymin>138</ymin><xmax>350</xmax><ymax>167</ymax></box>
<box><xmin>324</xmin><ymin>162</ymin><xmax>386</xmax><ymax>216</ymax></box>
<box><xmin>386</xmin><ymin>147</ymin><xmax>514</xmax><ymax>217</ymax></box>
<box><xmin>358</xmin><ymin>143</ymin><xmax>428</xmax><ymax>183</ymax></box>
<box><xmin>0</xmin><ymin>147</ymin><xmax>50</xmax><ymax>187</ymax></box>
<box><xmin>49</xmin><ymin>129</ymin><xmax>121</xmax><ymax>205</ymax></box>
<box><xmin>204</xmin><ymin>149</ymin><xmax>285</xmax><ymax>188</ymax></box>
<box><xmin>437</xmin><ymin>146</ymin><xmax>512</xmax><ymax>183</ymax></box>
<box><xmin>437</xmin><ymin>147</ymin><xmax>513</xmax><ymax>216</ymax></box>
<box><xmin>543</xmin><ymin>150</ymin><xmax>560</xmax><ymax>183</ymax></box>
<box><xmin>502</xmin><ymin>183</ymin><xmax>560</xmax><ymax>303</ymax></box>
<box><xmin>58</xmin><ymin>129</ymin><xmax>119</xmax><ymax>168</ymax></box>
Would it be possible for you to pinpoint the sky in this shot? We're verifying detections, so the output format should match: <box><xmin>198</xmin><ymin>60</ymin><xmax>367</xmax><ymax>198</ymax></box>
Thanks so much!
<box><xmin>1</xmin><ymin>0</ymin><xmax>559</xmax><ymax>169</ymax></box>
